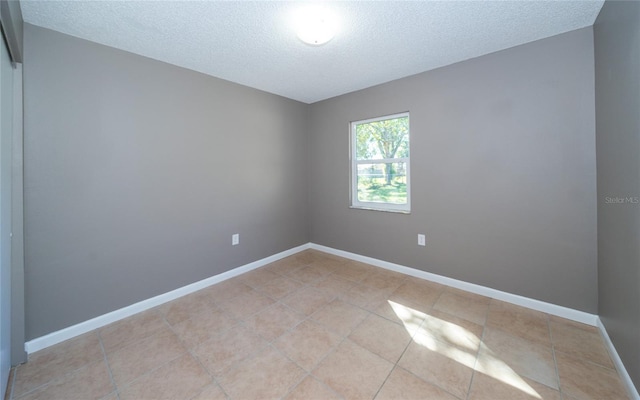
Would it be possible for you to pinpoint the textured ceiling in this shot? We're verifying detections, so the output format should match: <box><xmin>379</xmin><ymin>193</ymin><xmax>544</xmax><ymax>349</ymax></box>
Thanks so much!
<box><xmin>20</xmin><ymin>1</ymin><xmax>604</xmax><ymax>104</ymax></box>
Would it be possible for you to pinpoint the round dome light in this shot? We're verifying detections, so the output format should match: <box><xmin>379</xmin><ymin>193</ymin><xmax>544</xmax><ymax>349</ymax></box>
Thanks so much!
<box><xmin>294</xmin><ymin>7</ymin><xmax>336</xmax><ymax>46</ymax></box>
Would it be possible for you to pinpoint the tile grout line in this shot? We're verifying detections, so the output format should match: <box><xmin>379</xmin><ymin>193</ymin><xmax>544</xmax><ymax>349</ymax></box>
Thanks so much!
<box><xmin>288</xmin><ymin>282</ymin><xmax>360</xmax><ymax>382</ymax></box>
<box><xmin>202</xmin><ymin>320</ymin><xmax>270</xmax><ymax>375</ymax></box>
<box><xmin>298</xmin><ymin>373</ymin><xmax>345</xmax><ymax>400</ymax></box>
<box><xmin>418</xmin><ymin>299</ymin><xmax>471</xmax><ymax>400</ymax></box>
<box><xmin>372</xmin><ymin>364</ymin><xmax>399</xmax><ymax>400</ymax></box>
<box><xmin>10</xmin><ymin>339</ymin><xmax>105</xmax><ymax>400</ymax></box>
<box><xmin>109</xmin><ymin>317</ymin><xmax>196</xmax><ymax>397</ymax></box>
<box><xmin>185</xmin><ymin>348</ymin><xmax>231</xmax><ymax>400</ymax></box>
<box><xmin>98</xmin><ymin>389</ymin><xmax>120</xmax><ymax>400</ymax></box>
<box><xmin>554</xmin><ymin>346</ymin><xmax>628</xmax><ymax>373</ymax></box>
<box><xmin>161</xmin><ymin>314</ymin><xmax>234</xmax><ymax>398</ymax></box>
<box><xmin>547</xmin><ymin>313</ymin><xmax>564</xmax><ymax>398</ymax></box>
<box><xmin>10</xmin><ymin>355</ymin><xmax>100</xmax><ymax>399</ymax></box>
<box><xmin>388</xmin><ymin>299</ymin><xmax>465</xmax><ymax>400</ymax></box>
<box><xmin>464</xmin><ymin>294</ymin><xmax>493</xmax><ymax>400</ymax></box>
<box><xmin>184</xmin><ymin>383</ymin><xmax>225</xmax><ymax>400</ymax></box>
<box><xmin>97</xmin><ymin>331</ymin><xmax>119</xmax><ymax>398</ymax></box>
<box><xmin>161</xmin><ymin>317</ymin><xmax>216</xmax><ymax>384</ymax></box>
<box><xmin>256</xmin><ymin>298</ymin><xmax>336</xmax><ymax>398</ymax></box>
<box><xmin>159</xmin><ymin>297</ymin><xmax>262</xmax><ymax>400</ymax></box>
<box><xmin>548</xmin><ymin>318</ymin><xmax>622</xmax><ymax>373</ymax></box>
<box><xmin>259</xmin><ymin>342</ymin><xmax>314</xmax><ymax>400</ymax></box>
<box><xmin>306</xmin><ymin>334</ymin><xmax>349</xmax><ymax>394</ymax></box>
<box><xmin>9</xmin><ymin>376</ymin><xmax>49</xmax><ymax>398</ymax></box>
<box><xmin>114</xmin><ymin>351</ymin><xmax>187</xmax><ymax>395</ymax></box>
<box><xmin>370</xmin><ymin>303</ymin><xmax>429</xmax><ymax>400</ymax></box>
<box><xmin>546</xmin><ymin>316</ymin><xmax>624</xmax><ymax>394</ymax></box>
<box><xmin>266</xmin><ymin>281</ymin><xmax>358</xmax><ymax>388</ymax></box>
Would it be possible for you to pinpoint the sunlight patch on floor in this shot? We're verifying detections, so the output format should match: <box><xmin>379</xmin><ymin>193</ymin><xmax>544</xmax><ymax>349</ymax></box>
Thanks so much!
<box><xmin>388</xmin><ymin>300</ymin><xmax>425</xmax><ymax>336</ymax></box>
<box><xmin>475</xmin><ymin>346</ymin><xmax>542</xmax><ymax>398</ymax></box>
<box><xmin>421</xmin><ymin>313</ymin><xmax>482</xmax><ymax>352</ymax></box>
<box><xmin>389</xmin><ymin>300</ymin><xmax>542</xmax><ymax>399</ymax></box>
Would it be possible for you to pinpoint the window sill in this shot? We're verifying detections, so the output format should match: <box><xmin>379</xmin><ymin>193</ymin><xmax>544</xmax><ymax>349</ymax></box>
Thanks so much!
<box><xmin>349</xmin><ymin>205</ymin><xmax>411</xmax><ymax>214</ymax></box>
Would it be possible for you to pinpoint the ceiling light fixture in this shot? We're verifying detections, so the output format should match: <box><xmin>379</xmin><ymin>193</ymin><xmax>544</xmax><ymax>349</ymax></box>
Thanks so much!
<box><xmin>294</xmin><ymin>6</ymin><xmax>336</xmax><ymax>46</ymax></box>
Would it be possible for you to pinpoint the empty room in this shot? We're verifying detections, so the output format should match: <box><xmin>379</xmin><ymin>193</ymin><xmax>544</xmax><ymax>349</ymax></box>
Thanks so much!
<box><xmin>0</xmin><ymin>0</ymin><xmax>638</xmax><ymax>399</ymax></box>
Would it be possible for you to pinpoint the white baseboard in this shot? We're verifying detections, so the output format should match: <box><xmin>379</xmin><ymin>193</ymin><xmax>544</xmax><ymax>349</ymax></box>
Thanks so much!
<box><xmin>24</xmin><ymin>243</ymin><xmax>311</xmax><ymax>354</ymax></box>
<box><xmin>310</xmin><ymin>243</ymin><xmax>599</xmax><ymax>326</ymax></box>
<box><xmin>597</xmin><ymin>318</ymin><xmax>640</xmax><ymax>400</ymax></box>
<box><xmin>25</xmin><ymin>242</ymin><xmax>637</xmax><ymax>395</ymax></box>
<box><xmin>26</xmin><ymin>242</ymin><xmax>603</xmax><ymax>356</ymax></box>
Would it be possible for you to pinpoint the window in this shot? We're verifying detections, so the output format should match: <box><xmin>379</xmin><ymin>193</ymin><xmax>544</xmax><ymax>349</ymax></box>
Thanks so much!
<box><xmin>350</xmin><ymin>112</ymin><xmax>410</xmax><ymax>212</ymax></box>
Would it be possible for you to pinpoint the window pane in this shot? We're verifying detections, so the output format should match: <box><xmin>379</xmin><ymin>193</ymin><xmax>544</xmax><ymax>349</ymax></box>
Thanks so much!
<box><xmin>356</xmin><ymin>162</ymin><xmax>408</xmax><ymax>204</ymax></box>
<box><xmin>355</xmin><ymin>116</ymin><xmax>409</xmax><ymax>160</ymax></box>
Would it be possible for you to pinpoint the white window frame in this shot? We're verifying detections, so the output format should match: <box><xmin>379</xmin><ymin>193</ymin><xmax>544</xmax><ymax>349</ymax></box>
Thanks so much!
<box><xmin>350</xmin><ymin>112</ymin><xmax>410</xmax><ymax>213</ymax></box>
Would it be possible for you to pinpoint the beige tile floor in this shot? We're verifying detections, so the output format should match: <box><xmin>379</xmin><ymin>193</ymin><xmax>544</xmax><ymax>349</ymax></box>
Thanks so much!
<box><xmin>5</xmin><ymin>250</ymin><xmax>631</xmax><ymax>400</ymax></box>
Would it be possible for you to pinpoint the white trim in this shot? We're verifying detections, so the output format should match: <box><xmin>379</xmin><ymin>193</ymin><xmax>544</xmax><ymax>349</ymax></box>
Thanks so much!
<box><xmin>596</xmin><ymin>317</ymin><xmax>640</xmax><ymax>400</ymax></box>
<box><xmin>350</xmin><ymin>112</ymin><xmax>411</xmax><ymax>213</ymax></box>
<box><xmin>24</xmin><ymin>243</ymin><xmax>311</xmax><ymax>354</ymax></box>
<box><xmin>25</xmin><ymin>242</ymin><xmax>615</xmax><ymax>359</ymax></box>
<box><xmin>24</xmin><ymin>242</ymin><xmax>639</xmax><ymax>397</ymax></box>
<box><xmin>309</xmin><ymin>243</ymin><xmax>598</xmax><ymax>326</ymax></box>
<box><xmin>354</xmin><ymin>157</ymin><xmax>409</xmax><ymax>165</ymax></box>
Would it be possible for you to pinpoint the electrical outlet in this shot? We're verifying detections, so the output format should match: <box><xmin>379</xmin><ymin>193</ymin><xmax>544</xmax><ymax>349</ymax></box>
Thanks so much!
<box><xmin>232</xmin><ymin>234</ymin><xmax>239</xmax><ymax>246</ymax></box>
<box><xmin>418</xmin><ymin>234</ymin><xmax>426</xmax><ymax>246</ymax></box>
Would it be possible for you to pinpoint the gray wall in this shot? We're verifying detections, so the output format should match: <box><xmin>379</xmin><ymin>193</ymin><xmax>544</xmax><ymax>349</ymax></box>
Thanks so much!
<box><xmin>23</xmin><ymin>21</ymin><xmax>601</xmax><ymax>340</ymax></box>
<box><xmin>23</xmin><ymin>24</ymin><xmax>309</xmax><ymax>339</ymax></box>
<box><xmin>594</xmin><ymin>0</ymin><xmax>640</xmax><ymax>389</ymax></box>
<box><xmin>309</xmin><ymin>27</ymin><xmax>598</xmax><ymax>313</ymax></box>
